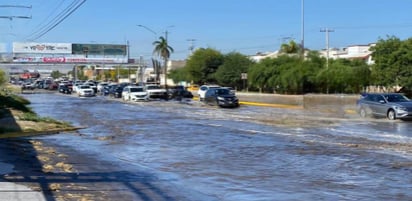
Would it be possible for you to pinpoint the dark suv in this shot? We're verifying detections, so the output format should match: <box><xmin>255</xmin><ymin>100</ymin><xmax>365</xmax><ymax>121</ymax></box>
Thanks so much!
<box><xmin>204</xmin><ymin>88</ymin><xmax>239</xmax><ymax>108</ymax></box>
<box><xmin>168</xmin><ymin>85</ymin><xmax>194</xmax><ymax>100</ymax></box>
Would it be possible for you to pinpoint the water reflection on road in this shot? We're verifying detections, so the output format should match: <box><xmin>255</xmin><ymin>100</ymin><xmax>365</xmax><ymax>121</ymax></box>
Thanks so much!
<box><xmin>26</xmin><ymin>94</ymin><xmax>412</xmax><ymax>201</ymax></box>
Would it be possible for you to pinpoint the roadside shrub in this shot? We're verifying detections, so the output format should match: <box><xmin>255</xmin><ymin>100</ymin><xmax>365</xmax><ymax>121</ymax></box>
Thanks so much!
<box><xmin>0</xmin><ymin>94</ymin><xmax>32</xmax><ymax>113</ymax></box>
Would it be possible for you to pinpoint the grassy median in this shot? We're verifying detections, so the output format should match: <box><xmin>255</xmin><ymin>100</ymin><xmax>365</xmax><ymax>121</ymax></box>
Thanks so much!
<box><xmin>0</xmin><ymin>85</ymin><xmax>77</xmax><ymax>138</ymax></box>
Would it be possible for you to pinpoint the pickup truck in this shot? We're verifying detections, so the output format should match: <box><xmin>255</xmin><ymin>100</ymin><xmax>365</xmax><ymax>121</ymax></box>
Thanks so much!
<box><xmin>145</xmin><ymin>85</ymin><xmax>167</xmax><ymax>99</ymax></box>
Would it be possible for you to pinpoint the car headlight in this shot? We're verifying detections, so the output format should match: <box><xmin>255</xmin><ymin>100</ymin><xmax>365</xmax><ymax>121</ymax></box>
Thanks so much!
<box><xmin>217</xmin><ymin>96</ymin><xmax>225</xmax><ymax>101</ymax></box>
<box><xmin>395</xmin><ymin>106</ymin><xmax>408</xmax><ymax>112</ymax></box>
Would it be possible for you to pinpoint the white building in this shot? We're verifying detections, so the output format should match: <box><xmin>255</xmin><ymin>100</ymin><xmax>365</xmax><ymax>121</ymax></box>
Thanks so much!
<box><xmin>319</xmin><ymin>43</ymin><xmax>376</xmax><ymax>65</ymax></box>
<box><xmin>249</xmin><ymin>43</ymin><xmax>376</xmax><ymax>65</ymax></box>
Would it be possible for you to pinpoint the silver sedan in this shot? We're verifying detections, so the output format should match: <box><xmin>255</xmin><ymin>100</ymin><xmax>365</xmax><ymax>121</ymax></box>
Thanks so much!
<box><xmin>356</xmin><ymin>93</ymin><xmax>412</xmax><ymax>120</ymax></box>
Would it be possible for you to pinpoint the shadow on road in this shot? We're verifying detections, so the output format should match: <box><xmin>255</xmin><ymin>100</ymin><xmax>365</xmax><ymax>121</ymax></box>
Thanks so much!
<box><xmin>0</xmin><ymin>109</ymin><xmax>22</xmax><ymax>134</ymax></box>
<box><xmin>0</xmin><ymin>139</ymin><xmax>179</xmax><ymax>201</ymax></box>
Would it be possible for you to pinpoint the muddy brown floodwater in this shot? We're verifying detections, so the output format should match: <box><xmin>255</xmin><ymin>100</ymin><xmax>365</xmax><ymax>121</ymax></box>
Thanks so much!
<box><xmin>7</xmin><ymin>93</ymin><xmax>412</xmax><ymax>200</ymax></box>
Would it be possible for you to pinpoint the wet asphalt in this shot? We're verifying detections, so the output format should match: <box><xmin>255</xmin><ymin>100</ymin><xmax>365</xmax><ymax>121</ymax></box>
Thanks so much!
<box><xmin>18</xmin><ymin>92</ymin><xmax>412</xmax><ymax>201</ymax></box>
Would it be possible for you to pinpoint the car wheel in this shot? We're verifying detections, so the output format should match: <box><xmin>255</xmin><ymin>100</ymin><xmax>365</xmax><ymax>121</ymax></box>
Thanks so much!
<box><xmin>359</xmin><ymin>107</ymin><xmax>367</xmax><ymax>118</ymax></box>
<box><xmin>387</xmin><ymin>109</ymin><xmax>396</xmax><ymax>120</ymax></box>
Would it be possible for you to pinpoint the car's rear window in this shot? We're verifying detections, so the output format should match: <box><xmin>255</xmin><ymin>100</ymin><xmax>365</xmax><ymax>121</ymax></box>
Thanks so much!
<box><xmin>130</xmin><ymin>88</ymin><xmax>144</xmax><ymax>92</ymax></box>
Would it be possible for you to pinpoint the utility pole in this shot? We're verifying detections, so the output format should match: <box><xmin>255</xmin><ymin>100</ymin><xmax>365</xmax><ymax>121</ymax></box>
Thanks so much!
<box><xmin>320</xmin><ymin>27</ymin><xmax>334</xmax><ymax>69</ymax></box>
<box><xmin>0</xmin><ymin>5</ymin><xmax>32</xmax><ymax>20</ymax></box>
<box><xmin>320</xmin><ymin>27</ymin><xmax>334</xmax><ymax>94</ymax></box>
<box><xmin>187</xmin><ymin>39</ymin><xmax>196</xmax><ymax>55</ymax></box>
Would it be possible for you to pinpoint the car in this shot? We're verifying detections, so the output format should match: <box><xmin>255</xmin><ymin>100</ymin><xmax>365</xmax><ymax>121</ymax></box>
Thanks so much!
<box><xmin>83</xmin><ymin>82</ymin><xmax>97</xmax><ymax>94</ymax></box>
<box><xmin>221</xmin><ymin>87</ymin><xmax>236</xmax><ymax>94</ymax></box>
<box><xmin>356</xmin><ymin>93</ymin><xmax>412</xmax><ymax>120</ymax></box>
<box><xmin>197</xmin><ymin>85</ymin><xmax>220</xmax><ymax>101</ymax></box>
<box><xmin>145</xmin><ymin>84</ymin><xmax>168</xmax><ymax>99</ymax></box>
<box><xmin>122</xmin><ymin>86</ymin><xmax>148</xmax><ymax>101</ymax></box>
<box><xmin>22</xmin><ymin>82</ymin><xmax>36</xmax><ymax>90</ymax></box>
<box><xmin>168</xmin><ymin>85</ymin><xmax>194</xmax><ymax>100</ymax></box>
<box><xmin>204</xmin><ymin>87</ymin><xmax>239</xmax><ymax>108</ymax></box>
<box><xmin>108</xmin><ymin>85</ymin><xmax>124</xmax><ymax>98</ymax></box>
<box><xmin>102</xmin><ymin>84</ymin><xmax>117</xmax><ymax>96</ymax></box>
<box><xmin>58</xmin><ymin>84</ymin><xmax>72</xmax><ymax>94</ymax></box>
<box><xmin>186</xmin><ymin>84</ymin><xmax>199</xmax><ymax>92</ymax></box>
<box><xmin>97</xmin><ymin>82</ymin><xmax>109</xmax><ymax>93</ymax></box>
<box><xmin>77</xmin><ymin>85</ymin><xmax>95</xmax><ymax>97</ymax></box>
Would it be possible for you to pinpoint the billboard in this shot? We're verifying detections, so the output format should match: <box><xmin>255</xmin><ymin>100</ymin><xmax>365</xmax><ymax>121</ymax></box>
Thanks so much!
<box><xmin>12</xmin><ymin>56</ymin><xmax>128</xmax><ymax>64</ymax></box>
<box><xmin>13</xmin><ymin>42</ymin><xmax>72</xmax><ymax>54</ymax></box>
<box><xmin>72</xmin><ymin>44</ymin><xmax>127</xmax><ymax>56</ymax></box>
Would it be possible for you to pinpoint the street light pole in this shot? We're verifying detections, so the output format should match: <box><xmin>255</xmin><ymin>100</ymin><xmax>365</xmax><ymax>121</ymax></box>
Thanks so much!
<box><xmin>137</xmin><ymin>25</ymin><xmax>157</xmax><ymax>38</ymax></box>
<box><xmin>162</xmin><ymin>25</ymin><xmax>174</xmax><ymax>95</ymax></box>
<box><xmin>137</xmin><ymin>24</ymin><xmax>159</xmax><ymax>83</ymax></box>
<box><xmin>137</xmin><ymin>24</ymin><xmax>174</xmax><ymax>87</ymax></box>
<box><xmin>301</xmin><ymin>0</ymin><xmax>305</xmax><ymax>58</ymax></box>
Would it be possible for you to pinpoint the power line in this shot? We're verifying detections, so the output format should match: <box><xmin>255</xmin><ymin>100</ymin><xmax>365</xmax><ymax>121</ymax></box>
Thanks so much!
<box><xmin>31</xmin><ymin>0</ymin><xmax>67</xmax><ymax>35</ymax></box>
<box><xmin>333</xmin><ymin>23</ymin><xmax>412</xmax><ymax>30</ymax></box>
<box><xmin>27</xmin><ymin>0</ymin><xmax>87</xmax><ymax>41</ymax></box>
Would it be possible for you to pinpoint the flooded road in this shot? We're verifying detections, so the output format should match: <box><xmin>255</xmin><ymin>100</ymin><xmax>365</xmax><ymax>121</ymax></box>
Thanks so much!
<box><xmin>25</xmin><ymin>93</ymin><xmax>412</xmax><ymax>200</ymax></box>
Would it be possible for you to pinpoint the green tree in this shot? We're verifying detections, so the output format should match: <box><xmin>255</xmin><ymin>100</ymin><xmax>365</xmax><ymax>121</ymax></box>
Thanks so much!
<box><xmin>50</xmin><ymin>70</ymin><xmax>64</xmax><ymax>79</ymax></box>
<box><xmin>153</xmin><ymin>36</ymin><xmax>174</xmax><ymax>89</ymax></box>
<box><xmin>215</xmin><ymin>52</ymin><xmax>253</xmax><ymax>90</ymax></box>
<box><xmin>370</xmin><ymin>36</ymin><xmax>412</xmax><ymax>90</ymax></box>
<box><xmin>71</xmin><ymin>65</ymin><xmax>88</xmax><ymax>80</ymax></box>
<box><xmin>347</xmin><ymin>59</ymin><xmax>371</xmax><ymax>93</ymax></box>
<box><xmin>168</xmin><ymin>67</ymin><xmax>190</xmax><ymax>84</ymax></box>
<box><xmin>0</xmin><ymin>69</ymin><xmax>6</xmax><ymax>87</ymax></box>
<box><xmin>302</xmin><ymin>51</ymin><xmax>325</xmax><ymax>93</ymax></box>
<box><xmin>248</xmin><ymin>58</ymin><xmax>279</xmax><ymax>93</ymax></box>
<box><xmin>185</xmin><ymin>48</ymin><xmax>224</xmax><ymax>85</ymax></box>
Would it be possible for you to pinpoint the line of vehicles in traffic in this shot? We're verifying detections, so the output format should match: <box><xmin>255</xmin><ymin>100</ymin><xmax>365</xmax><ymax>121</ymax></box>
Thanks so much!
<box><xmin>66</xmin><ymin>80</ymin><xmax>412</xmax><ymax>118</ymax></box>
<box><xmin>59</xmin><ymin>81</ymin><xmax>240</xmax><ymax>108</ymax></box>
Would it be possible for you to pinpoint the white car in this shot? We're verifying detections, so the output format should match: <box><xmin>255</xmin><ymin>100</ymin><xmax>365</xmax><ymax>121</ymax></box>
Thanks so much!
<box><xmin>122</xmin><ymin>86</ymin><xmax>148</xmax><ymax>101</ymax></box>
<box><xmin>84</xmin><ymin>82</ymin><xmax>97</xmax><ymax>93</ymax></box>
<box><xmin>145</xmin><ymin>84</ymin><xmax>167</xmax><ymax>99</ymax></box>
<box><xmin>97</xmin><ymin>82</ymin><xmax>109</xmax><ymax>93</ymax></box>
<box><xmin>197</xmin><ymin>85</ymin><xmax>220</xmax><ymax>101</ymax></box>
<box><xmin>77</xmin><ymin>85</ymin><xmax>95</xmax><ymax>97</ymax></box>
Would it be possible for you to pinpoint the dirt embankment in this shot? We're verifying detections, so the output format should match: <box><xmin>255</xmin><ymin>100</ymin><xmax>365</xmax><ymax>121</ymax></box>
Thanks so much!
<box><xmin>0</xmin><ymin>108</ymin><xmax>79</xmax><ymax>139</ymax></box>
<box><xmin>0</xmin><ymin>84</ymin><xmax>78</xmax><ymax>138</ymax></box>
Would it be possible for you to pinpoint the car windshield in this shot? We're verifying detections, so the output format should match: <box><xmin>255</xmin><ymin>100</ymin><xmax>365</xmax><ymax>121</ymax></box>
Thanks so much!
<box><xmin>385</xmin><ymin>94</ymin><xmax>410</xmax><ymax>102</ymax></box>
<box><xmin>147</xmin><ymin>85</ymin><xmax>160</xmax><ymax>89</ymax></box>
<box><xmin>215</xmin><ymin>88</ymin><xmax>231</xmax><ymax>95</ymax></box>
<box><xmin>130</xmin><ymin>87</ymin><xmax>144</xmax><ymax>92</ymax></box>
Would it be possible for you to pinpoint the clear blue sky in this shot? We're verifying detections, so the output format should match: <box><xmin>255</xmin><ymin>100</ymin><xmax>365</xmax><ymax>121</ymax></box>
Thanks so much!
<box><xmin>1</xmin><ymin>0</ymin><xmax>411</xmax><ymax>60</ymax></box>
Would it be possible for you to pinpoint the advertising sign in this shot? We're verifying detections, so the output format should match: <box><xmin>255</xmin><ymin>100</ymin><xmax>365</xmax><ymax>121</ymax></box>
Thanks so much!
<box><xmin>13</xmin><ymin>42</ymin><xmax>72</xmax><ymax>54</ymax></box>
<box><xmin>72</xmin><ymin>44</ymin><xmax>127</xmax><ymax>56</ymax></box>
<box><xmin>12</xmin><ymin>56</ymin><xmax>128</xmax><ymax>64</ymax></box>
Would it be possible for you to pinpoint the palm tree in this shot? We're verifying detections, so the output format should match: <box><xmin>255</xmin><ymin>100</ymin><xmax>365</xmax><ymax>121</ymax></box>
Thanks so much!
<box><xmin>280</xmin><ymin>40</ymin><xmax>300</xmax><ymax>54</ymax></box>
<box><xmin>153</xmin><ymin>36</ymin><xmax>174</xmax><ymax>91</ymax></box>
